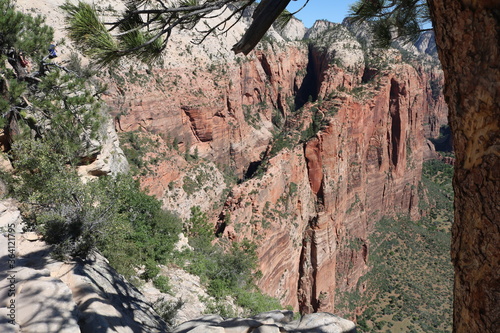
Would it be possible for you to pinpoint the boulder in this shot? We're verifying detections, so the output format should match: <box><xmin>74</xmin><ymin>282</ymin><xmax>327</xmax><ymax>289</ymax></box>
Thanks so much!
<box><xmin>22</xmin><ymin>232</ymin><xmax>40</xmax><ymax>241</ymax></box>
<box><xmin>291</xmin><ymin>313</ymin><xmax>357</xmax><ymax>333</ymax></box>
<box><xmin>172</xmin><ymin>315</ymin><xmax>224</xmax><ymax>333</ymax></box>
<box><xmin>172</xmin><ymin>312</ymin><xmax>356</xmax><ymax>333</ymax></box>
<box><xmin>252</xmin><ymin>324</ymin><xmax>281</xmax><ymax>333</ymax></box>
<box><xmin>252</xmin><ymin>310</ymin><xmax>294</xmax><ymax>326</ymax></box>
<box><xmin>218</xmin><ymin>318</ymin><xmax>263</xmax><ymax>333</ymax></box>
<box><xmin>56</xmin><ymin>252</ymin><xmax>167</xmax><ymax>333</ymax></box>
<box><xmin>188</xmin><ymin>326</ymin><xmax>226</xmax><ymax>333</ymax></box>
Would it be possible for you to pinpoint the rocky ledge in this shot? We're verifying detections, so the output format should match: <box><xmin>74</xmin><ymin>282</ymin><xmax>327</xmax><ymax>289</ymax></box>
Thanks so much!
<box><xmin>173</xmin><ymin>311</ymin><xmax>356</xmax><ymax>333</ymax></box>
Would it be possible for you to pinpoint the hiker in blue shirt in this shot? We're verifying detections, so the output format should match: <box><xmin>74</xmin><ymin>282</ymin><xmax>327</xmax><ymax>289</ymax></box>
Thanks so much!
<box><xmin>48</xmin><ymin>42</ymin><xmax>57</xmax><ymax>59</ymax></box>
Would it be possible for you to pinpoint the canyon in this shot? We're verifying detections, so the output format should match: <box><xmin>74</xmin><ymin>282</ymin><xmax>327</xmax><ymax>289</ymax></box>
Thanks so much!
<box><xmin>7</xmin><ymin>1</ymin><xmax>499</xmax><ymax>332</ymax></box>
<box><xmin>98</xmin><ymin>18</ymin><xmax>447</xmax><ymax>314</ymax></box>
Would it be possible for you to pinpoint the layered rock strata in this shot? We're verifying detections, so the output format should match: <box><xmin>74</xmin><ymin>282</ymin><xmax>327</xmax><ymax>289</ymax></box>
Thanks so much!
<box><xmin>218</xmin><ymin>62</ymin><xmax>427</xmax><ymax>312</ymax></box>
<box><xmin>100</xmin><ymin>18</ymin><xmax>444</xmax><ymax>313</ymax></box>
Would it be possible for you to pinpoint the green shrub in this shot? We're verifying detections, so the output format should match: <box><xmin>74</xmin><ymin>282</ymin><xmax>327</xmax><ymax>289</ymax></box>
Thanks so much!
<box><xmin>153</xmin><ymin>275</ymin><xmax>172</xmax><ymax>294</ymax></box>
<box><xmin>11</xmin><ymin>143</ymin><xmax>182</xmax><ymax>275</ymax></box>
<box><xmin>142</xmin><ymin>259</ymin><xmax>160</xmax><ymax>281</ymax></box>
<box><xmin>11</xmin><ymin>140</ymin><xmax>112</xmax><ymax>260</ymax></box>
<box><xmin>300</xmin><ymin>107</ymin><xmax>328</xmax><ymax>143</ymax></box>
<box><xmin>234</xmin><ymin>288</ymin><xmax>283</xmax><ymax>316</ymax></box>
<box><xmin>40</xmin><ymin>203</ymin><xmax>106</xmax><ymax>260</ymax></box>
<box><xmin>153</xmin><ymin>297</ymin><xmax>184</xmax><ymax>326</ymax></box>
<box><xmin>96</xmin><ymin>175</ymin><xmax>182</xmax><ymax>277</ymax></box>
<box><xmin>202</xmin><ymin>298</ymin><xmax>236</xmax><ymax>318</ymax></box>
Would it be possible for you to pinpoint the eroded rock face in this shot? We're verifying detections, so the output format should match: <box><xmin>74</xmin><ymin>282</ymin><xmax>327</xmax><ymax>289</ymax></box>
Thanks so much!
<box><xmin>219</xmin><ymin>63</ymin><xmax>428</xmax><ymax>313</ymax></box>
<box><xmin>142</xmin><ymin>265</ymin><xmax>213</xmax><ymax>327</ymax></box>
<box><xmin>275</xmin><ymin>17</ymin><xmax>307</xmax><ymax>41</ymax></box>
<box><xmin>7</xmin><ymin>0</ymin><xmax>451</xmax><ymax>327</ymax></box>
<box><xmin>77</xmin><ymin>117</ymin><xmax>130</xmax><ymax>180</ymax></box>
<box><xmin>414</xmin><ymin>31</ymin><xmax>438</xmax><ymax>58</ymax></box>
<box><xmin>13</xmin><ymin>0</ymin><xmax>444</xmax><ymax>316</ymax></box>
<box><xmin>7</xmin><ymin>268</ymin><xmax>80</xmax><ymax>333</ymax></box>
<box><xmin>104</xmin><ymin>40</ymin><xmax>308</xmax><ymax>178</ymax></box>
<box><xmin>99</xmin><ymin>16</ymin><xmax>445</xmax><ymax>313</ymax></box>
<box><xmin>221</xmin><ymin>146</ymin><xmax>318</xmax><ymax>309</ymax></box>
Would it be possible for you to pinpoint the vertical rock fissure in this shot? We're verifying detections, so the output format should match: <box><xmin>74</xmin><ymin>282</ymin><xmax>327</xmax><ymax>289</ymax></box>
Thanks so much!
<box><xmin>244</xmin><ymin>160</ymin><xmax>262</xmax><ymax>179</ymax></box>
<box><xmin>304</xmin><ymin>138</ymin><xmax>324</xmax><ymax>202</ymax></box>
<box><xmin>258</xmin><ymin>53</ymin><xmax>273</xmax><ymax>79</ymax></box>
<box><xmin>297</xmin><ymin>218</ymin><xmax>321</xmax><ymax>314</ymax></box>
<box><xmin>297</xmin><ymin>229</ymin><xmax>311</xmax><ymax>314</ymax></box>
<box><xmin>310</xmin><ymin>226</ymin><xmax>320</xmax><ymax>313</ymax></box>
<box><xmin>182</xmin><ymin>106</ymin><xmax>213</xmax><ymax>142</ymax></box>
<box><xmin>295</xmin><ymin>44</ymin><xmax>323</xmax><ymax>110</ymax></box>
<box><xmin>389</xmin><ymin>79</ymin><xmax>401</xmax><ymax>168</ymax></box>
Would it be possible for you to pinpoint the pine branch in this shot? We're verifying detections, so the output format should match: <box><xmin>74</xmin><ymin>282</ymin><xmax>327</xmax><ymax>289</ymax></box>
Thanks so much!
<box><xmin>232</xmin><ymin>0</ymin><xmax>292</xmax><ymax>55</ymax></box>
<box><xmin>348</xmin><ymin>0</ymin><xmax>431</xmax><ymax>47</ymax></box>
<box><xmin>193</xmin><ymin>1</ymin><xmax>255</xmax><ymax>45</ymax></box>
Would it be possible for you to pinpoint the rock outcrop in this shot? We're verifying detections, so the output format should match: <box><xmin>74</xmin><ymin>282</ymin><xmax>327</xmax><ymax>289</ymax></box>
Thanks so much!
<box><xmin>172</xmin><ymin>311</ymin><xmax>356</xmax><ymax>333</ymax></box>
<box><xmin>275</xmin><ymin>17</ymin><xmax>307</xmax><ymax>41</ymax></box>
<box><xmin>0</xmin><ymin>199</ymin><xmax>357</xmax><ymax>332</ymax></box>
<box><xmin>217</xmin><ymin>61</ymin><xmax>429</xmax><ymax>312</ymax></box>
<box><xmin>142</xmin><ymin>265</ymin><xmax>214</xmax><ymax>327</ymax></box>
<box><xmin>414</xmin><ymin>31</ymin><xmax>438</xmax><ymax>58</ymax></box>
<box><xmin>77</xmin><ymin>117</ymin><xmax>130</xmax><ymax>180</ymax></box>
<box><xmin>0</xmin><ymin>199</ymin><xmax>167</xmax><ymax>333</ymax></box>
<box><xmin>105</xmin><ymin>41</ymin><xmax>308</xmax><ymax>177</ymax></box>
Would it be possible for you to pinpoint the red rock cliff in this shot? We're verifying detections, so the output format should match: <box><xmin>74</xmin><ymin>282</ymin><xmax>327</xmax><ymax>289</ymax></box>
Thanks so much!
<box><xmin>219</xmin><ymin>62</ymin><xmax>428</xmax><ymax>313</ymax></box>
<box><xmin>101</xmin><ymin>22</ymin><xmax>445</xmax><ymax>313</ymax></box>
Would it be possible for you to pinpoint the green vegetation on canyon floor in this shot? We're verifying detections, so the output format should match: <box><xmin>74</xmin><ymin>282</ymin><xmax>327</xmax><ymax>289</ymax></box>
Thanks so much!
<box><xmin>337</xmin><ymin>159</ymin><xmax>454</xmax><ymax>332</ymax></box>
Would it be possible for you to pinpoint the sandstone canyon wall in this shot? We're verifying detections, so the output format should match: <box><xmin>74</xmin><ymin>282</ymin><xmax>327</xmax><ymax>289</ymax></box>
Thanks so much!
<box><xmin>98</xmin><ymin>17</ymin><xmax>446</xmax><ymax>314</ymax></box>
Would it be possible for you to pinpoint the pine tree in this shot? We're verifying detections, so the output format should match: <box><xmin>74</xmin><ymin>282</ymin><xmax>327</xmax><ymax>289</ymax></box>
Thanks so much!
<box><xmin>346</xmin><ymin>2</ymin><xmax>500</xmax><ymax>331</ymax></box>
<box><xmin>347</xmin><ymin>0</ymin><xmax>431</xmax><ymax>47</ymax></box>
<box><xmin>0</xmin><ymin>0</ymin><xmax>106</xmax><ymax>259</ymax></box>
<box><xmin>0</xmin><ymin>0</ymin><xmax>53</xmax><ymax>78</ymax></box>
<box><xmin>0</xmin><ymin>0</ymin><xmax>102</xmax><ymax>159</ymax></box>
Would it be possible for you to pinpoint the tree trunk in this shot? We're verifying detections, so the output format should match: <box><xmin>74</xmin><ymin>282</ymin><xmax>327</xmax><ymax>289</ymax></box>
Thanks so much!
<box><xmin>428</xmin><ymin>1</ymin><xmax>500</xmax><ymax>332</ymax></box>
<box><xmin>6</xmin><ymin>50</ymin><xmax>29</xmax><ymax>80</ymax></box>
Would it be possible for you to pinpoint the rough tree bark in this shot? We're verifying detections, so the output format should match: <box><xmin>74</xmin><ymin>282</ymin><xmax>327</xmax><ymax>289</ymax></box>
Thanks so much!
<box><xmin>6</xmin><ymin>50</ymin><xmax>29</xmax><ymax>80</ymax></box>
<box><xmin>428</xmin><ymin>1</ymin><xmax>500</xmax><ymax>332</ymax></box>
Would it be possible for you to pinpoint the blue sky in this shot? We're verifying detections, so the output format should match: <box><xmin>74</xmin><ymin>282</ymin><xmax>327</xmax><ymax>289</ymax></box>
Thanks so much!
<box><xmin>286</xmin><ymin>0</ymin><xmax>355</xmax><ymax>27</ymax></box>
